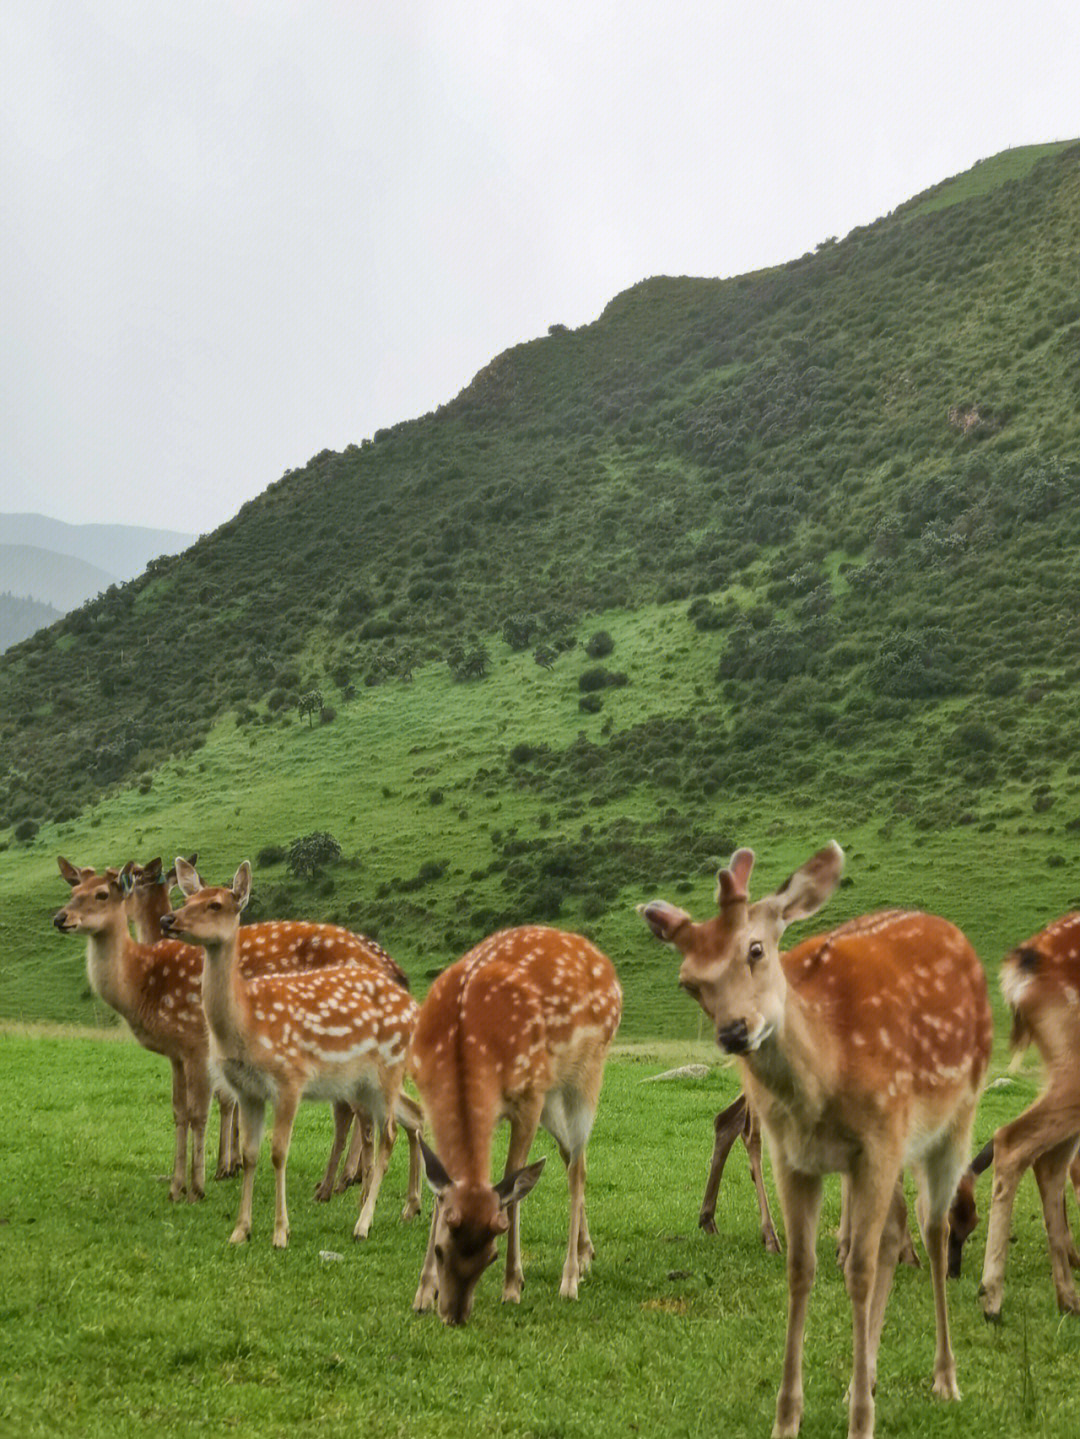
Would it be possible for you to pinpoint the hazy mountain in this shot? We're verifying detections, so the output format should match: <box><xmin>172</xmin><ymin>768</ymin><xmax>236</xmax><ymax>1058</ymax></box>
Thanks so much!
<box><xmin>0</xmin><ymin>543</ymin><xmax>118</xmax><ymax>612</ymax></box>
<box><xmin>0</xmin><ymin>514</ymin><xmax>195</xmax><ymax>585</ymax></box>
<box><xmin>0</xmin><ymin>592</ymin><xmax>63</xmax><ymax>653</ymax></box>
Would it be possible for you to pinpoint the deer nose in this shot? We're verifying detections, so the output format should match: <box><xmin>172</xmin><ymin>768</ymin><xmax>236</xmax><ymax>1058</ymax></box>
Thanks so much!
<box><xmin>159</xmin><ymin>913</ymin><xmax>176</xmax><ymax>934</ymax></box>
<box><xmin>52</xmin><ymin>911</ymin><xmax>71</xmax><ymax>932</ymax></box>
<box><xmin>717</xmin><ymin>1019</ymin><xmax>749</xmax><ymax>1054</ymax></box>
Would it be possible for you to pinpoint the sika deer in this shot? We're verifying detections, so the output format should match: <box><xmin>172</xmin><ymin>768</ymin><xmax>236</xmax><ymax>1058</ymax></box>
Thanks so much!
<box><xmin>126</xmin><ymin>852</ymin><xmax>418</xmax><ymax>1199</ymax></box>
<box><xmin>410</xmin><ymin>925</ymin><xmax>622</xmax><ymax>1325</ymax></box>
<box><xmin>979</xmin><ymin>913</ymin><xmax>1080</xmax><ymax>1320</ymax></box>
<box><xmin>639</xmin><ymin>843</ymin><xmax>992</xmax><ymax>1439</ymax></box>
<box><xmin>165</xmin><ymin>858</ymin><xmax>420</xmax><ymax>1248</ymax></box>
<box><xmin>699</xmin><ymin>1090</ymin><xmax>781</xmax><ymax>1250</ymax></box>
<box><xmin>54</xmin><ymin>858</ymin><xmax>216</xmax><ymax>1202</ymax></box>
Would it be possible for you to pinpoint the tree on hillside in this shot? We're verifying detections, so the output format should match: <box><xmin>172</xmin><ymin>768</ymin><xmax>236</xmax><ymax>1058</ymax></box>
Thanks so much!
<box><xmin>297</xmin><ymin>689</ymin><xmax>324</xmax><ymax>726</ymax></box>
<box><xmin>287</xmin><ymin>831</ymin><xmax>342</xmax><ymax>880</ymax></box>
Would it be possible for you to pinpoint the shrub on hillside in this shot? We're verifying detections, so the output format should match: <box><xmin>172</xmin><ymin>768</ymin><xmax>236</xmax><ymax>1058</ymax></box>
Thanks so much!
<box><xmin>287</xmin><ymin>831</ymin><xmax>342</xmax><ymax>880</ymax></box>
<box><xmin>585</xmin><ymin>630</ymin><xmax>615</xmax><ymax>658</ymax></box>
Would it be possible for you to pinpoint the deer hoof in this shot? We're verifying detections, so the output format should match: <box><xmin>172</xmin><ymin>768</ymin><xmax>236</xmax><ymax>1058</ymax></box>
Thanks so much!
<box><xmin>698</xmin><ymin>1213</ymin><xmax>718</xmax><ymax>1235</ymax></box>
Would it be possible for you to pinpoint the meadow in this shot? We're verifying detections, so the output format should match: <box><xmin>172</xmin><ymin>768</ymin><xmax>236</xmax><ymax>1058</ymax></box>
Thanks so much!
<box><xmin>2</xmin><ymin>1032</ymin><xmax>1079</xmax><ymax>1439</ymax></box>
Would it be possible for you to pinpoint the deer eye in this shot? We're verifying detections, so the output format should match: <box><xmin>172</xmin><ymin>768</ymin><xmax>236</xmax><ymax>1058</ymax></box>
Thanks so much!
<box><xmin>95</xmin><ymin>890</ymin><xmax>109</xmax><ymax>901</ymax></box>
<box><xmin>679</xmin><ymin>978</ymin><xmax>700</xmax><ymax>999</ymax></box>
<box><xmin>748</xmin><ymin>941</ymin><xmax>764</xmax><ymax>967</ymax></box>
<box><xmin>434</xmin><ymin>1244</ymin><xmax>445</xmax><ymax>1264</ymax></box>
<box><xmin>208</xmin><ymin>900</ymin><xmax>222</xmax><ymax>911</ymax></box>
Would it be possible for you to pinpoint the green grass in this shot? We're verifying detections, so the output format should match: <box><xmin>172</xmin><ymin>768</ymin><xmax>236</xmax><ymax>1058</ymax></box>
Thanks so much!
<box><xmin>901</xmin><ymin>142</ymin><xmax>1077</xmax><ymax>219</ymax></box>
<box><xmin>3</xmin><ymin>1034</ymin><xmax>1079</xmax><ymax>1438</ymax></box>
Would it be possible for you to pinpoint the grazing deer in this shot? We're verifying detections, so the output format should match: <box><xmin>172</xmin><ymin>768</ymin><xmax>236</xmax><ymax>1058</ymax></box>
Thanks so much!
<box><xmin>125</xmin><ymin>852</ymin><xmax>418</xmax><ymax>1199</ymax></box>
<box><xmin>639</xmin><ymin>843</ymin><xmax>992</xmax><ymax>1439</ymax></box>
<box><xmin>165</xmin><ymin>858</ymin><xmax>420</xmax><ymax>1249</ymax></box>
<box><xmin>979</xmin><ymin>914</ymin><xmax>1080</xmax><ymax>1320</ymax></box>
<box><xmin>410</xmin><ymin>925</ymin><xmax>622</xmax><ymax>1325</ymax></box>
<box><xmin>54</xmin><ymin>858</ymin><xmax>217</xmax><ymax>1202</ymax></box>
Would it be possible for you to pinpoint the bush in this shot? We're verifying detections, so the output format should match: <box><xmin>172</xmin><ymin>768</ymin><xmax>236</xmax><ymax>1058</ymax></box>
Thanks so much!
<box><xmin>257</xmin><ymin>844</ymin><xmax>288</xmax><ymax>867</ymax></box>
<box><xmin>579</xmin><ymin>667</ymin><xmax>629</xmax><ymax>692</ymax></box>
<box><xmin>287</xmin><ymin>831</ymin><xmax>342</xmax><ymax>880</ymax></box>
<box><xmin>579</xmin><ymin>693</ymin><xmax>604</xmax><ymax>713</ymax></box>
<box><xmin>13</xmin><ymin>818</ymin><xmax>38</xmax><ymax>842</ymax></box>
<box><xmin>584</xmin><ymin>630</ymin><xmax>614</xmax><ymax>659</ymax></box>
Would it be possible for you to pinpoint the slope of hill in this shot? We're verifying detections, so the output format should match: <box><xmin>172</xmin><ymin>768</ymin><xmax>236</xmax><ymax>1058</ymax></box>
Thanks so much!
<box><xmin>2</xmin><ymin>142</ymin><xmax>1080</xmax><ymax>1033</ymax></box>
<box><xmin>0</xmin><ymin>591</ymin><xmax>62</xmax><ymax>652</ymax></box>
<box><xmin>0</xmin><ymin>513</ymin><xmax>194</xmax><ymax>584</ymax></box>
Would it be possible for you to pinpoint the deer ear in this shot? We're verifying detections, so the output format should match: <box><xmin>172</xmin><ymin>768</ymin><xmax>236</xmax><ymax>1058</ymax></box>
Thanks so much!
<box><xmin>717</xmin><ymin>848</ymin><xmax>755</xmax><ymax>906</ymax></box>
<box><xmin>494</xmin><ymin>1157</ymin><xmax>546</xmax><ymax>1209</ymax></box>
<box><xmin>772</xmin><ymin>841</ymin><xmax>844</xmax><ymax>924</ymax></box>
<box><xmin>118</xmin><ymin>862</ymin><xmax>137</xmax><ymax>897</ymax></box>
<box><xmin>419</xmin><ymin>1138</ymin><xmax>453</xmax><ymax>1197</ymax></box>
<box><xmin>142</xmin><ymin>857</ymin><xmax>163</xmax><ymax>882</ymax></box>
<box><xmin>637</xmin><ymin>900</ymin><xmax>692</xmax><ymax>944</ymax></box>
<box><xmin>57</xmin><ymin>856</ymin><xmax>82</xmax><ymax>887</ymax></box>
<box><xmin>174</xmin><ymin>856</ymin><xmax>203</xmax><ymax>896</ymax></box>
<box><xmin>232</xmin><ymin>861</ymin><xmax>252</xmax><ymax>911</ymax></box>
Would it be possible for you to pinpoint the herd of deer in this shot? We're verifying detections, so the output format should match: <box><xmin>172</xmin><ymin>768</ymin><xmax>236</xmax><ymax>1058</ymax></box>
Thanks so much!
<box><xmin>52</xmin><ymin>840</ymin><xmax>1080</xmax><ymax>1439</ymax></box>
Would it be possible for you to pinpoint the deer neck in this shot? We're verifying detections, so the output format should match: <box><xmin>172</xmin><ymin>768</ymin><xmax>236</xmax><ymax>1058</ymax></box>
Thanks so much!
<box><xmin>740</xmin><ymin>983</ymin><xmax>837</xmax><ymax>1125</ymax></box>
<box><xmin>198</xmin><ymin>929</ymin><xmax>253</xmax><ymax>1055</ymax></box>
<box><xmin>85</xmin><ymin>911</ymin><xmax>137</xmax><ymax>1016</ymax></box>
<box><xmin>129</xmin><ymin>888</ymin><xmax>170</xmax><ymax>946</ymax></box>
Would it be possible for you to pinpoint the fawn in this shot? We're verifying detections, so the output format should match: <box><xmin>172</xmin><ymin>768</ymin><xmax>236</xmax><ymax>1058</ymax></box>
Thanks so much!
<box><xmin>410</xmin><ymin>925</ymin><xmax>622</xmax><ymax>1325</ymax></box>
<box><xmin>979</xmin><ymin>912</ymin><xmax>1080</xmax><ymax>1320</ymax></box>
<box><xmin>165</xmin><ymin>858</ymin><xmax>420</xmax><ymax>1248</ymax></box>
<box><xmin>640</xmin><ymin>842</ymin><xmax>992</xmax><ymax>1439</ymax></box>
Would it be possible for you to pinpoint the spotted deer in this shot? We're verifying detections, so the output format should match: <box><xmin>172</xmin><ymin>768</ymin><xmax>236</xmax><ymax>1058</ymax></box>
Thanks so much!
<box><xmin>410</xmin><ymin>925</ymin><xmax>622</xmax><ymax>1325</ymax></box>
<box><xmin>54</xmin><ymin>857</ymin><xmax>219</xmax><ymax>1202</ymax></box>
<box><xmin>979</xmin><ymin>913</ymin><xmax>1080</xmax><ymax>1320</ymax></box>
<box><xmin>639</xmin><ymin>843</ymin><xmax>992</xmax><ymax>1439</ymax></box>
<box><xmin>126</xmin><ymin>852</ymin><xmax>418</xmax><ymax>1197</ymax></box>
<box><xmin>165</xmin><ymin>858</ymin><xmax>420</xmax><ymax>1248</ymax></box>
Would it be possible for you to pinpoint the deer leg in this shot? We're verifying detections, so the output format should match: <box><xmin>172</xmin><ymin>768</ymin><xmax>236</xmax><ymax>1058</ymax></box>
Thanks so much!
<box><xmin>980</xmin><ymin>1093</ymin><xmax>1080</xmax><ymax>1320</ymax></box>
<box><xmin>395</xmin><ymin>1096</ymin><xmax>424</xmax><ymax>1222</ymax></box>
<box><xmin>916</xmin><ymin>1133</ymin><xmax>969</xmax><ymax>1403</ymax></box>
<box><xmin>865</xmin><ymin>1180</ymin><xmax>911</xmax><ymax>1395</ymax></box>
<box><xmin>167</xmin><ymin>1058</ymin><xmax>189</xmax><ymax>1202</ymax></box>
<box><xmin>314</xmin><ymin>1101</ymin><xmax>353</xmax><ymax>1202</ymax></box>
<box><xmin>269</xmin><ymin>1089</ymin><xmax>301</xmax><ymax>1249</ymax></box>
<box><xmin>1068</xmin><ymin>1152</ymin><xmax>1080</xmax><ymax>1270</ymax></box>
<box><xmin>501</xmin><ymin>1103</ymin><xmax>543</xmax><ymax>1304</ymax></box>
<box><xmin>770</xmin><ymin>1162</ymin><xmax>823</xmax><ymax>1439</ymax></box>
<box><xmin>185</xmin><ymin>1061</ymin><xmax>211</xmax><ymax>1202</ymax></box>
<box><xmin>214</xmin><ymin>1090</ymin><xmax>239</xmax><ymax>1179</ymax></box>
<box><xmin>744</xmin><ymin>1107</ymin><xmax>782</xmax><ymax>1254</ymax></box>
<box><xmin>700</xmin><ymin>1093</ymin><xmax>747</xmax><ymax>1234</ymax></box>
<box><xmin>338</xmin><ymin>1110</ymin><xmax>374</xmax><ymax>1192</ymax></box>
<box><xmin>413</xmin><ymin>1198</ymin><xmax>440</xmax><ymax>1313</ymax></box>
<box><xmin>837</xmin><ymin>1174</ymin><xmax>851</xmax><ymax>1268</ymax></box>
<box><xmin>230</xmin><ymin>1095</ymin><xmax>266</xmax><ymax>1245</ymax></box>
<box><xmin>1033</xmin><ymin>1136</ymin><xmax>1080</xmax><ymax>1314</ymax></box>
<box><xmin>354</xmin><ymin>1111</ymin><xmax>397</xmax><ymax>1240</ymax></box>
<box><xmin>842</xmin><ymin>1158</ymin><xmax>901</xmax><ymax>1439</ymax></box>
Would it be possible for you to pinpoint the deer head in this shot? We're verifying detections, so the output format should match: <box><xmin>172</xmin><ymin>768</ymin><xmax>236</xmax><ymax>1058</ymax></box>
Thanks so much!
<box><xmin>53</xmin><ymin>858</ymin><xmax>129</xmax><ymax>934</ymax></box>
<box><xmin>419</xmin><ymin>1141</ymin><xmax>546</xmax><ymax>1326</ymax></box>
<box><xmin>161</xmin><ymin>858</ymin><xmax>251</xmax><ymax>942</ymax></box>
<box><xmin>637</xmin><ymin>841</ymin><xmax>844</xmax><ymax>1052</ymax></box>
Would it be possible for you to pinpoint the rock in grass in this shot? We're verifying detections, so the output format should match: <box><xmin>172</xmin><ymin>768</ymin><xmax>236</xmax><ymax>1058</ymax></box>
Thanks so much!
<box><xmin>641</xmin><ymin>1064</ymin><xmax>711</xmax><ymax>1082</ymax></box>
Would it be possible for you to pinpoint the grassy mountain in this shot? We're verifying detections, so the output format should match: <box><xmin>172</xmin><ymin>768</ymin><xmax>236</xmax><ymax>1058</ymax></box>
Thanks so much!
<box><xmin>3</xmin><ymin>141</ymin><xmax>1080</xmax><ymax>1036</ymax></box>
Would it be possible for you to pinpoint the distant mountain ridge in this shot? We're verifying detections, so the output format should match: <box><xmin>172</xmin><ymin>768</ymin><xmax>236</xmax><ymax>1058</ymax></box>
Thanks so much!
<box><xmin>0</xmin><ymin>513</ymin><xmax>194</xmax><ymax>585</ymax></box>
<box><xmin>0</xmin><ymin>543</ymin><xmax>118</xmax><ymax>612</ymax></box>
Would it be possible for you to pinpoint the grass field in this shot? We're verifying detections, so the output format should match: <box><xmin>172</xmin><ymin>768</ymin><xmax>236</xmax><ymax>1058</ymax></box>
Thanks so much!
<box><xmin>3</xmin><ymin>1033</ymin><xmax>1079</xmax><ymax>1439</ymax></box>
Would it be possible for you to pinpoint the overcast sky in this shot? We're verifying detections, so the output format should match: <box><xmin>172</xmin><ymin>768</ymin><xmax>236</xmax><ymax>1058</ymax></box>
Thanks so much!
<box><xmin>2</xmin><ymin>1</ymin><xmax>1077</xmax><ymax>533</ymax></box>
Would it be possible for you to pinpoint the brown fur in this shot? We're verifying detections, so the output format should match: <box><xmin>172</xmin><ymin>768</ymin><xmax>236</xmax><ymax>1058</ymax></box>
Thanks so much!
<box><xmin>979</xmin><ymin>914</ymin><xmax>1080</xmax><ymax>1319</ymax></box>
<box><xmin>640</xmin><ymin>843</ymin><xmax>992</xmax><ymax>1439</ymax></box>
<box><xmin>410</xmin><ymin>925</ymin><xmax>622</xmax><ymax>1325</ymax></box>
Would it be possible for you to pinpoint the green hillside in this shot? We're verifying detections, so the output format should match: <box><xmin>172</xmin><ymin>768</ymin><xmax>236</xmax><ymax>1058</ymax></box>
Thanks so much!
<box><xmin>3</xmin><ymin>141</ymin><xmax>1080</xmax><ymax>1033</ymax></box>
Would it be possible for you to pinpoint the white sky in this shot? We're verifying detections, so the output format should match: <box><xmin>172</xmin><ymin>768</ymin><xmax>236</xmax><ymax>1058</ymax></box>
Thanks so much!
<box><xmin>2</xmin><ymin>1</ymin><xmax>1078</xmax><ymax>531</ymax></box>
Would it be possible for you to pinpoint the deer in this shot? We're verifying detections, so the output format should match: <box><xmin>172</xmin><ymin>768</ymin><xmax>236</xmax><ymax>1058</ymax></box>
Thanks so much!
<box><xmin>978</xmin><ymin>912</ymin><xmax>1080</xmax><ymax>1321</ymax></box>
<box><xmin>698</xmin><ymin>1089</ymin><xmax>781</xmax><ymax>1250</ymax></box>
<box><xmin>165</xmin><ymin>857</ymin><xmax>420</xmax><ymax>1249</ymax></box>
<box><xmin>124</xmin><ymin>852</ymin><xmax>419</xmax><ymax>1201</ymax></box>
<box><xmin>54</xmin><ymin>857</ymin><xmax>220</xmax><ymax>1203</ymax></box>
<box><xmin>54</xmin><ymin>855</ymin><xmax>422</xmax><ymax>1215</ymax></box>
<box><xmin>409</xmin><ymin>925</ymin><xmax>622</xmax><ymax>1325</ymax></box>
<box><xmin>639</xmin><ymin>842</ymin><xmax>992</xmax><ymax>1439</ymax></box>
